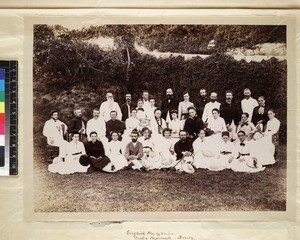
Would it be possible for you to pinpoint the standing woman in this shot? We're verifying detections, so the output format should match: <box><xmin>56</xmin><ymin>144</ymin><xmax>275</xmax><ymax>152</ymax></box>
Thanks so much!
<box><xmin>178</xmin><ymin>92</ymin><xmax>194</xmax><ymax>120</ymax></box>
<box><xmin>253</xmin><ymin>109</ymin><xmax>280</xmax><ymax>166</ymax></box>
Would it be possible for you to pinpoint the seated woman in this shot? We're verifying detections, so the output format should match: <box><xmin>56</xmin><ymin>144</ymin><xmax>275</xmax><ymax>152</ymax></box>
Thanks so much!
<box><xmin>139</xmin><ymin>127</ymin><xmax>162</xmax><ymax>170</ymax></box>
<box><xmin>48</xmin><ymin>132</ymin><xmax>89</xmax><ymax>174</ymax></box>
<box><xmin>168</xmin><ymin>109</ymin><xmax>182</xmax><ymax>140</ymax></box>
<box><xmin>136</xmin><ymin>99</ymin><xmax>151</xmax><ymax>132</ymax></box>
<box><xmin>106</xmin><ymin>131</ymin><xmax>128</xmax><ymax>171</ymax></box>
<box><xmin>212</xmin><ymin>131</ymin><xmax>234</xmax><ymax>171</ymax></box>
<box><xmin>192</xmin><ymin>129</ymin><xmax>218</xmax><ymax>169</ymax></box>
<box><xmin>236</xmin><ymin>112</ymin><xmax>256</xmax><ymax>140</ymax></box>
<box><xmin>79</xmin><ymin>131</ymin><xmax>115</xmax><ymax>173</ymax></box>
<box><xmin>230</xmin><ymin>131</ymin><xmax>265</xmax><ymax>173</ymax></box>
<box><xmin>206</xmin><ymin>108</ymin><xmax>227</xmax><ymax>144</ymax></box>
<box><xmin>158</xmin><ymin>128</ymin><xmax>177</xmax><ymax>168</ymax></box>
<box><xmin>123</xmin><ymin>108</ymin><xmax>140</xmax><ymax>146</ymax></box>
<box><xmin>252</xmin><ymin>109</ymin><xmax>281</xmax><ymax>166</ymax></box>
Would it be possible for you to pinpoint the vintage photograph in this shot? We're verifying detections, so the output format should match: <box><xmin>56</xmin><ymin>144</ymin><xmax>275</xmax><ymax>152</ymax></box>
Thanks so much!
<box><xmin>32</xmin><ymin>23</ymin><xmax>287</xmax><ymax>213</ymax></box>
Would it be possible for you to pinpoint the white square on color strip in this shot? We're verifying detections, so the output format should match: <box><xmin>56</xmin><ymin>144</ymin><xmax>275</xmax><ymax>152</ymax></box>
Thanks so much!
<box><xmin>0</xmin><ymin>135</ymin><xmax>4</xmax><ymax>145</ymax></box>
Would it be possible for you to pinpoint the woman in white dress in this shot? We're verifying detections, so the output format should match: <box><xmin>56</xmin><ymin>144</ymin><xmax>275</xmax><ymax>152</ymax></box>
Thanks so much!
<box><xmin>136</xmin><ymin>99</ymin><xmax>151</xmax><ymax>132</ymax></box>
<box><xmin>123</xmin><ymin>108</ymin><xmax>140</xmax><ymax>146</ymax></box>
<box><xmin>236</xmin><ymin>112</ymin><xmax>256</xmax><ymax>140</ymax></box>
<box><xmin>168</xmin><ymin>110</ymin><xmax>182</xmax><ymax>141</ymax></box>
<box><xmin>252</xmin><ymin>109</ymin><xmax>280</xmax><ymax>166</ymax></box>
<box><xmin>178</xmin><ymin>92</ymin><xmax>194</xmax><ymax>120</ymax></box>
<box><xmin>106</xmin><ymin>131</ymin><xmax>128</xmax><ymax>171</ymax></box>
<box><xmin>192</xmin><ymin>129</ymin><xmax>218</xmax><ymax>169</ymax></box>
<box><xmin>230</xmin><ymin>130</ymin><xmax>265</xmax><ymax>173</ymax></box>
<box><xmin>158</xmin><ymin>128</ymin><xmax>177</xmax><ymax>168</ymax></box>
<box><xmin>139</xmin><ymin>127</ymin><xmax>162</xmax><ymax>170</ymax></box>
<box><xmin>211</xmin><ymin>131</ymin><xmax>234</xmax><ymax>171</ymax></box>
<box><xmin>206</xmin><ymin>108</ymin><xmax>227</xmax><ymax>144</ymax></box>
<box><xmin>48</xmin><ymin>133</ymin><xmax>89</xmax><ymax>174</ymax></box>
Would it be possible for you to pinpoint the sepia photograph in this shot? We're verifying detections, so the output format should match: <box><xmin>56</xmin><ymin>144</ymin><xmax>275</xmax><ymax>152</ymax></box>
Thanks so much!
<box><xmin>31</xmin><ymin>23</ymin><xmax>288</xmax><ymax>214</ymax></box>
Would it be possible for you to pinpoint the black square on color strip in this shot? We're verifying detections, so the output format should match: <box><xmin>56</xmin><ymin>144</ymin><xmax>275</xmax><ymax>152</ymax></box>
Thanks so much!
<box><xmin>0</xmin><ymin>146</ymin><xmax>4</xmax><ymax>167</ymax></box>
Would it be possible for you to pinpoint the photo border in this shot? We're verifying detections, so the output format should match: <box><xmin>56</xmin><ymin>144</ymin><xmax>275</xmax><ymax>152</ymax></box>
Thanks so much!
<box><xmin>23</xmin><ymin>11</ymin><xmax>297</xmax><ymax>222</ymax></box>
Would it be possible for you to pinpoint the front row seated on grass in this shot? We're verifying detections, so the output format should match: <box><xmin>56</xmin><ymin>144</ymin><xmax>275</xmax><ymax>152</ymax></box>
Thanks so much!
<box><xmin>48</xmin><ymin>124</ymin><xmax>277</xmax><ymax>174</ymax></box>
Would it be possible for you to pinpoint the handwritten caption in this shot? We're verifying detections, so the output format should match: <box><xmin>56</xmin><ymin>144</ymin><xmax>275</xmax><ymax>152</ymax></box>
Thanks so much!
<box><xmin>126</xmin><ymin>230</ymin><xmax>195</xmax><ymax>240</ymax></box>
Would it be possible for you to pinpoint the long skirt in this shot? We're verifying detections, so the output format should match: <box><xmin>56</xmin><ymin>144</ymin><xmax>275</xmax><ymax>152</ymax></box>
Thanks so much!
<box><xmin>48</xmin><ymin>155</ymin><xmax>89</xmax><ymax>174</ymax></box>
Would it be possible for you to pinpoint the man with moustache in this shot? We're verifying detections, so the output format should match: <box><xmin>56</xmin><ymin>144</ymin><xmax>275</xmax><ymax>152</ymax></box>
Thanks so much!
<box><xmin>202</xmin><ymin>92</ymin><xmax>221</xmax><ymax>124</ymax></box>
<box><xmin>160</xmin><ymin>88</ymin><xmax>179</xmax><ymax>124</ymax></box>
<box><xmin>105</xmin><ymin>111</ymin><xmax>125</xmax><ymax>141</ymax></box>
<box><xmin>251</xmin><ymin>96</ymin><xmax>270</xmax><ymax>131</ymax></box>
<box><xmin>124</xmin><ymin>129</ymin><xmax>144</xmax><ymax>170</ymax></box>
<box><xmin>99</xmin><ymin>92</ymin><xmax>122</xmax><ymax>122</ymax></box>
<box><xmin>241</xmin><ymin>88</ymin><xmax>258</xmax><ymax>123</ymax></box>
<box><xmin>86</xmin><ymin>108</ymin><xmax>107</xmax><ymax>143</ymax></box>
<box><xmin>68</xmin><ymin>107</ymin><xmax>88</xmax><ymax>143</ymax></box>
<box><xmin>194</xmin><ymin>88</ymin><xmax>210</xmax><ymax>118</ymax></box>
<box><xmin>120</xmin><ymin>93</ymin><xmax>136</xmax><ymax>122</ymax></box>
<box><xmin>173</xmin><ymin>130</ymin><xmax>194</xmax><ymax>173</ymax></box>
<box><xmin>220</xmin><ymin>90</ymin><xmax>241</xmax><ymax>140</ymax></box>
<box><xmin>43</xmin><ymin>110</ymin><xmax>68</xmax><ymax>159</ymax></box>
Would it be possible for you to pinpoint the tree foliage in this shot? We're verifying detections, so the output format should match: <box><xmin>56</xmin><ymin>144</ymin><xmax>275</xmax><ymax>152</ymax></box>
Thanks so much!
<box><xmin>33</xmin><ymin>24</ymin><xmax>287</xmax><ymax>144</ymax></box>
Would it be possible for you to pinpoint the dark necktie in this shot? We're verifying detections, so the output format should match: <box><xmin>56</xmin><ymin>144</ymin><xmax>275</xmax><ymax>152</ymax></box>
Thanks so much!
<box><xmin>240</xmin><ymin>143</ymin><xmax>245</xmax><ymax>147</ymax></box>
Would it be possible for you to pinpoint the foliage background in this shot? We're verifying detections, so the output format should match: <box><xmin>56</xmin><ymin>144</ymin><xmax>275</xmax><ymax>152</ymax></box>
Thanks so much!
<box><xmin>33</xmin><ymin>24</ymin><xmax>287</xmax><ymax>148</ymax></box>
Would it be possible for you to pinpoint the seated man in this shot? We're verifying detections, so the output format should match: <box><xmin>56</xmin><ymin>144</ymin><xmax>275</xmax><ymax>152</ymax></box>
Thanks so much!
<box><xmin>173</xmin><ymin>130</ymin><xmax>194</xmax><ymax>174</ymax></box>
<box><xmin>79</xmin><ymin>131</ymin><xmax>115</xmax><ymax>173</ymax></box>
<box><xmin>105</xmin><ymin>110</ymin><xmax>125</xmax><ymax>141</ymax></box>
<box><xmin>43</xmin><ymin>110</ymin><xmax>68</xmax><ymax>159</ymax></box>
<box><xmin>124</xmin><ymin>130</ymin><xmax>144</xmax><ymax>170</ymax></box>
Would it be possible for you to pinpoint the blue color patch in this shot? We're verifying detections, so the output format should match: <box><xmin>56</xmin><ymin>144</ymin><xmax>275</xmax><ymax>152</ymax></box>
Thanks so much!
<box><xmin>0</xmin><ymin>69</ymin><xmax>4</xmax><ymax>80</ymax></box>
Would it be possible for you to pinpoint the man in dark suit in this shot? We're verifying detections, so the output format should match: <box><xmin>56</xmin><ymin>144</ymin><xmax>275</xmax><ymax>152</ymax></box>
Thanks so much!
<box><xmin>105</xmin><ymin>111</ymin><xmax>125</xmax><ymax>141</ymax></box>
<box><xmin>120</xmin><ymin>93</ymin><xmax>136</xmax><ymax>122</ymax></box>
<box><xmin>68</xmin><ymin>107</ymin><xmax>87</xmax><ymax>143</ymax></box>
<box><xmin>160</xmin><ymin>88</ymin><xmax>179</xmax><ymax>124</ymax></box>
<box><xmin>220</xmin><ymin>90</ymin><xmax>241</xmax><ymax>140</ymax></box>
<box><xmin>194</xmin><ymin>88</ymin><xmax>210</xmax><ymax>118</ymax></box>
<box><xmin>252</xmin><ymin>96</ymin><xmax>270</xmax><ymax>131</ymax></box>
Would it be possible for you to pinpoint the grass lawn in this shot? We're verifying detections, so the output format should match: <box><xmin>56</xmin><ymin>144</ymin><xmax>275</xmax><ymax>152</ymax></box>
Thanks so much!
<box><xmin>33</xmin><ymin>145</ymin><xmax>286</xmax><ymax>212</ymax></box>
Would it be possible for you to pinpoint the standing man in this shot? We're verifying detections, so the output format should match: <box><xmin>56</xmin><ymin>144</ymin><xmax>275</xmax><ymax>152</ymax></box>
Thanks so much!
<box><xmin>194</xmin><ymin>88</ymin><xmax>210</xmax><ymax>118</ymax></box>
<box><xmin>252</xmin><ymin>96</ymin><xmax>269</xmax><ymax>131</ymax></box>
<box><xmin>142</xmin><ymin>90</ymin><xmax>151</xmax><ymax>113</ymax></box>
<box><xmin>68</xmin><ymin>107</ymin><xmax>87</xmax><ymax>143</ymax></box>
<box><xmin>220</xmin><ymin>90</ymin><xmax>241</xmax><ymax>140</ymax></box>
<box><xmin>241</xmin><ymin>88</ymin><xmax>258</xmax><ymax>123</ymax></box>
<box><xmin>120</xmin><ymin>93</ymin><xmax>136</xmax><ymax>122</ymax></box>
<box><xmin>202</xmin><ymin>92</ymin><xmax>221</xmax><ymax>124</ymax></box>
<box><xmin>105</xmin><ymin>111</ymin><xmax>125</xmax><ymax>141</ymax></box>
<box><xmin>99</xmin><ymin>92</ymin><xmax>122</xmax><ymax>122</ymax></box>
<box><xmin>86</xmin><ymin>108</ymin><xmax>107</xmax><ymax>143</ymax></box>
<box><xmin>43</xmin><ymin>110</ymin><xmax>68</xmax><ymax>158</ymax></box>
<box><xmin>160</xmin><ymin>88</ymin><xmax>179</xmax><ymax>124</ymax></box>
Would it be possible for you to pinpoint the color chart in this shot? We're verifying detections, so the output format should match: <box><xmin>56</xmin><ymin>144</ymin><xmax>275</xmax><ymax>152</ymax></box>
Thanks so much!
<box><xmin>0</xmin><ymin>61</ymin><xmax>18</xmax><ymax>176</ymax></box>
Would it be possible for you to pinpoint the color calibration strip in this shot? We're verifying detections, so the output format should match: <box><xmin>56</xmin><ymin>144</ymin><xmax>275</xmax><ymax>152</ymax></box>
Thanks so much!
<box><xmin>0</xmin><ymin>60</ymin><xmax>18</xmax><ymax>176</ymax></box>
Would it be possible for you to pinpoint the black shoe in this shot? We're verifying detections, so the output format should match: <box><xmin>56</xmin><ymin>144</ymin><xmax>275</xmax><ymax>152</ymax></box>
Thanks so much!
<box><xmin>86</xmin><ymin>167</ymin><xmax>95</xmax><ymax>174</ymax></box>
<box><xmin>111</xmin><ymin>165</ymin><xmax>115</xmax><ymax>171</ymax></box>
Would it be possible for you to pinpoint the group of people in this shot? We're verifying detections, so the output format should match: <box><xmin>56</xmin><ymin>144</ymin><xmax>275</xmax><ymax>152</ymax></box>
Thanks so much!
<box><xmin>43</xmin><ymin>87</ymin><xmax>281</xmax><ymax>175</ymax></box>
